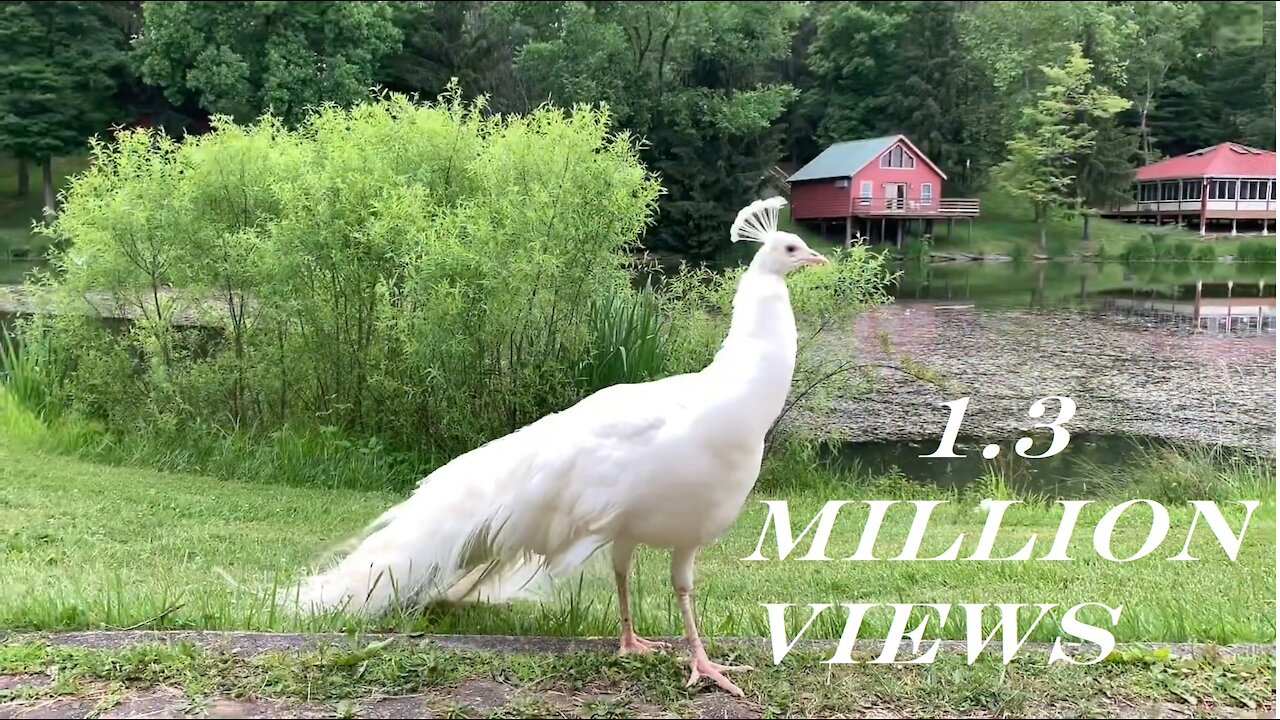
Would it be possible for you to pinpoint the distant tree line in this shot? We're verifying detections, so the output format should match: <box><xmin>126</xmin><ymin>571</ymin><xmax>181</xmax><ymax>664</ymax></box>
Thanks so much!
<box><xmin>0</xmin><ymin>0</ymin><xmax>1273</xmax><ymax>256</ymax></box>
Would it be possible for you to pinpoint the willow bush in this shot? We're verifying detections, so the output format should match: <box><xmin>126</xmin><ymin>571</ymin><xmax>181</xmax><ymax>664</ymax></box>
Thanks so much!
<box><xmin>16</xmin><ymin>89</ymin><xmax>893</xmax><ymax>489</ymax></box>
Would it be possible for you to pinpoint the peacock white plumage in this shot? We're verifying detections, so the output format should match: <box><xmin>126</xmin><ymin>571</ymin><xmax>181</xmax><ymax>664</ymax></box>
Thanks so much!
<box><xmin>283</xmin><ymin>196</ymin><xmax>829</xmax><ymax>697</ymax></box>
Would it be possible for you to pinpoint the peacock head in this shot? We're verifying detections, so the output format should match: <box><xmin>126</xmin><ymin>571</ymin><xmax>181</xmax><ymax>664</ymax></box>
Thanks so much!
<box><xmin>730</xmin><ymin>197</ymin><xmax>829</xmax><ymax>276</ymax></box>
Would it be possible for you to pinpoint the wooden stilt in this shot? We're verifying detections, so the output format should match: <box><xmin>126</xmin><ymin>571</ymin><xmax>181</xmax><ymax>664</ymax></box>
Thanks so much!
<box><xmin>844</xmin><ymin>216</ymin><xmax>852</xmax><ymax>248</ymax></box>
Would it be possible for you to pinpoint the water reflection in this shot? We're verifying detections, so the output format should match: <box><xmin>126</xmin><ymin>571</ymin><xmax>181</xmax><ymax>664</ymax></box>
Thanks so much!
<box><xmin>893</xmin><ymin>260</ymin><xmax>1276</xmax><ymax>336</ymax></box>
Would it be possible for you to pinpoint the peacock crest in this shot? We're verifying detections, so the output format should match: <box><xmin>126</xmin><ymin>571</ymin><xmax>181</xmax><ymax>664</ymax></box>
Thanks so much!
<box><xmin>730</xmin><ymin>196</ymin><xmax>788</xmax><ymax>244</ymax></box>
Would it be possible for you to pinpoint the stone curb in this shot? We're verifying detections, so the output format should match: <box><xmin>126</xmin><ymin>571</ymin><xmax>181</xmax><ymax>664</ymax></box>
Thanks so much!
<box><xmin>2</xmin><ymin>630</ymin><xmax>1274</xmax><ymax>661</ymax></box>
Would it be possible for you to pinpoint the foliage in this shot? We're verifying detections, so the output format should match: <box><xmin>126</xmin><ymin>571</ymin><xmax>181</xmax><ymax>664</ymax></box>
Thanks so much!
<box><xmin>1121</xmin><ymin>236</ymin><xmax>1156</xmax><ymax>263</ymax></box>
<box><xmin>23</xmin><ymin>90</ymin><xmax>664</xmax><ymax>469</ymax></box>
<box><xmin>133</xmin><ymin>1</ymin><xmax>404</xmax><ymax>126</ymax></box>
<box><xmin>19</xmin><ymin>90</ymin><xmax>892</xmax><ymax>485</ymax></box>
<box><xmin>510</xmin><ymin>1</ymin><xmax>804</xmax><ymax>259</ymax></box>
<box><xmin>993</xmin><ymin>44</ymin><xmax>1131</xmax><ymax>248</ymax></box>
<box><xmin>1191</xmin><ymin>243</ymin><xmax>1218</xmax><ymax>263</ymax></box>
<box><xmin>1235</xmin><ymin>239</ymin><xmax>1276</xmax><ymax>264</ymax></box>
<box><xmin>0</xmin><ymin>1</ymin><xmax>127</xmax><ymax>217</ymax></box>
<box><xmin>804</xmin><ymin>1</ymin><xmax>1000</xmax><ymax>195</ymax></box>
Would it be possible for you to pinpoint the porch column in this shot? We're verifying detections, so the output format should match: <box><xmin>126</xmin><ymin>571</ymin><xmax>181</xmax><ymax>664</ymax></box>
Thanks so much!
<box><xmin>845</xmin><ymin>216</ymin><xmax>852</xmax><ymax>248</ymax></box>
<box><xmin>1199</xmin><ymin>214</ymin><xmax>1206</xmax><ymax>236</ymax></box>
<box><xmin>1231</xmin><ymin>218</ymin><xmax>1238</xmax><ymax>236</ymax></box>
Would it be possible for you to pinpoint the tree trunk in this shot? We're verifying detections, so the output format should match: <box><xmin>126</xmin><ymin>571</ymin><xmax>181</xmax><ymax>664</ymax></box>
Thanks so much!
<box><xmin>1037</xmin><ymin>204</ymin><xmax>1047</xmax><ymax>249</ymax></box>
<box><xmin>17</xmin><ymin>158</ymin><xmax>29</xmax><ymax>197</ymax></box>
<box><xmin>41</xmin><ymin>158</ymin><xmax>57</xmax><ymax>221</ymax></box>
<box><xmin>1082</xmin><ymin>213</ymin><xmax>1091</xmax><ymax>243</ymax></box>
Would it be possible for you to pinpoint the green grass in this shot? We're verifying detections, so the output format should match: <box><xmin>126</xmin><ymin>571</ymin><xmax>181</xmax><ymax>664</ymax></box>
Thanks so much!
<box><xmin>0</xmin><ymin>154</ymin><xmax>89</xmax><ymax>258</ymax></box>
<box><xmin>0</xmin><ymin>637</ymin><xmax>1274</xmax><ymax>717</ymax></box>
<box><xmin>0</xmin><ymin>410</ymin><xmax>1273</xmax><ymax>646</ymax></box>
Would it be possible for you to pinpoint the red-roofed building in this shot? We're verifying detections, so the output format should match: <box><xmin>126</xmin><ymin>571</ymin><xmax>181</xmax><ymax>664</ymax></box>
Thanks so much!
<box><xmin>1099</xmin><ymin>142</ymin><xmax>1276</xmax><ymax>235</ymax></box>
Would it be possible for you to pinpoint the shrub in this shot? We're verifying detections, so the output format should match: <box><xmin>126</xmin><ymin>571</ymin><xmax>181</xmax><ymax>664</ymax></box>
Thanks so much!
<box><xmin>22</xmin><ymin>90</ymin><xmax>894</xmax><ymax>489</ymax></box>
<box><xmin>1171</xmin><ymin>239</ymin><xmax>1193</xmax><ymax>262</ymax></box>
<box><xmin>1121</xmin><ymin>236</ymin><xmax>1155</xmax><ymax>263</ymax></box>
<box><xmin>1192</xmin><ymin>243</ymin><xmax>1218</xmax><ymax>263</ymax></box>
<box><xmin>1235</xmin><ymin>239</ymin><xmax>1275</xmax><ymax>263</ymax></box>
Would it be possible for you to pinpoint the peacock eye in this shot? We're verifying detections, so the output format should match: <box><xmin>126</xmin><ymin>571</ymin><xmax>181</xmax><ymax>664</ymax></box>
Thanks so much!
<box><xmin>785</xmin><ymin>244</ymin><xmax>796</xmax><ymax>253</ymax></box>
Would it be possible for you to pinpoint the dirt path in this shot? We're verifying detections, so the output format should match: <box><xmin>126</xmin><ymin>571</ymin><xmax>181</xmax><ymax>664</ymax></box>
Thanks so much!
<box><xmin>1</xmin><ymin>631</ymin><xmax>1275</xmax><ymax>719</ymax></box>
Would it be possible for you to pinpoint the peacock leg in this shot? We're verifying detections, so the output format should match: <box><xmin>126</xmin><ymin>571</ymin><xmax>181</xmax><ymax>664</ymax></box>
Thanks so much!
<box><xmin>672</xmin><ymin>547</ymin><xmax>753</xmax><ymax>697</ymax></box>
<box><xmin>614</xmin><ymin>541</ymin><xmax>669</xmax><ymax>655</ymax></box>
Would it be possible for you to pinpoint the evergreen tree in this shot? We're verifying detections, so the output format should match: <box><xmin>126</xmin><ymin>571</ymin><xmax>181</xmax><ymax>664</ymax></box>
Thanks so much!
<box><xmin>0</xmin><ymin>1</ymin><xmax>127</xmax><ymax>220</ymax></box>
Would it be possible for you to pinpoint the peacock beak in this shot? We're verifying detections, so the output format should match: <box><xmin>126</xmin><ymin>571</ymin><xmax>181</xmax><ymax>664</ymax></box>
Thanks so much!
<box><xmin>799</xmin><ymin>252</ymin><xmax>829</xmax><ymax>267</ymax></box>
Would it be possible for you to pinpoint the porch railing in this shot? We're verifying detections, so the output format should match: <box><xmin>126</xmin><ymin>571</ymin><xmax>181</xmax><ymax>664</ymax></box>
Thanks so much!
<box><xmin>850</xmin><ymin>197</ymin><xmax>981</xmax><ymax>216</ymax></box>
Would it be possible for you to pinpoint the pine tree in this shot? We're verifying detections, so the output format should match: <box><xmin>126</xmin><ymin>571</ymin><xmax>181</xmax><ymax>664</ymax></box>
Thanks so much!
<box><xmin>0</xmin><ymin>1</ymin><xmax>126</xmax><ymax>219</ymax></box>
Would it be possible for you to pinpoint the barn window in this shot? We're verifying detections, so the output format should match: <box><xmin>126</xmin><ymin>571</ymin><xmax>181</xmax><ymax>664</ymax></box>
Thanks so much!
<box><xmin>879</xmin><ymin>145</ymin><xmax>915</xmax><ymax>169</ymax></box>
<box><xmin>1160</xmin><ymin>181</ymin><xmax>1179</xmax><ymax>201</ymax></box>
<box><xmin>1181</xmin><ymin>180</ymin><xmax>1202</xmax><ymax>200</ymax></box>
<box><xmin>859</xmin><ymin>180</ymin><xmax>872</xmax><ymax>204</ymax></box>
<box><xmin>1139</xmin><ymin>183</ymin><xmax>1158</xmax><ymax>202</ymax></box>
<box><xmin>920</xmin><ymin>183</ymin><xmax>933</xmax><ymax>202</ymax></box>
<box><xmin>835</xmin><ymin>177</ymin><xmax>850</xmax><ymax>188</ymax></box>
<box><xmin>1271</xmin><ymin>180</ymin><xmax>1276</xmax><ymax>200</ymax></box>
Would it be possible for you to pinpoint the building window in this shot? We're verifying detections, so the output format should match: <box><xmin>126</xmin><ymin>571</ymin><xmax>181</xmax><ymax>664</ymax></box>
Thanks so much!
<box><xmin>920</xmin><ymin>183</ymin><xmax>933</xmax><ymax>202</ymax></box>
<box><xmin>859</xmin><ymin>180</ymin><xmax>872</xmax><ymax>204</ymax></box>
<box><xmin>1160</xmin><ymin>181</ymin><xmax>1180</xmax><ymax>201</ymax></box>
<box><xmin>835</xmin><ymin>177</ymin><xmax>850</xmax><ymax>188</ymax></box>
<box><xmin>1139</xmin><ymin>183</ymin><xmax>1158</xmax><ymax>202</ymax></box>
<box><xmin>1181</xmin><ymin>180</ymin><xmax>1202</xmax><ymax>201</ymax></box>
<box><xmin>1209</xmin><ymin>179</ymin><xmax>1237</xmax><ymax>200</ymax></box>
<box><xmin>1240</xmin><ymin>179</ymin><xmax>1270</xmax><ymax>201</ymax></box>
<box><xmin>879</xmin><ymin>145</ymin><xmax>915</xmax><ymax>169</ymax></box>
<box><xmin>1271</xmin><ymin>180</ymin><xmax>1276</xmax><ymax>200</ymax></box>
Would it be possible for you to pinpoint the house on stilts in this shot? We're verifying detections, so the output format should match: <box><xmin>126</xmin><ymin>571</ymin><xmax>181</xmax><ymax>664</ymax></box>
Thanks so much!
<box><xmin>784</xmin><ymin>134</ymin><xmax>980</xmax><ymax>248</ymax></box>
<box><xmin>1097</xmin><ymin>142</ymin><xmax>1276</xmax><ymax>236</ymax></box>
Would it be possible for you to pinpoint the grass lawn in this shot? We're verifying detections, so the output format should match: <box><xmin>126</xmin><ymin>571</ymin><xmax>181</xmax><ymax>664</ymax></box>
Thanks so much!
<box><xmin>0</xmin><ymin>429</ymin><xmax>1273</xmax><ymax>647</ymax></box>
<box><xmin>0</xmin><ymin>155</ymin><xmax>89</xmax><ymax>259</ymax></box>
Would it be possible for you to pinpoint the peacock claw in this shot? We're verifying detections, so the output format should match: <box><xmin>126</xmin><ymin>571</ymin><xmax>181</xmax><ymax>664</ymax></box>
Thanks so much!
<box><xmin>618</xmin><ymin>632</ymin><xmax>670</xmax><ymax>655</ymax></box>
<box><xmin>685</xmin><ymin>654</ymin><xmax>753</xmax><ymax>697</ymax></box>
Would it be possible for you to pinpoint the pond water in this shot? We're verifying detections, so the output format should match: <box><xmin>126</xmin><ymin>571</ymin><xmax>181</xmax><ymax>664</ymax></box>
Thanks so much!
<box><xmin>2</xmin><ymin>255</ymin><xmax>1275</xmax><ymax>498</ymax></box>
<box><xmin>804</xmin><ymin>258</ymin><xmax>1276</xmax><ymax>496</ymax></box>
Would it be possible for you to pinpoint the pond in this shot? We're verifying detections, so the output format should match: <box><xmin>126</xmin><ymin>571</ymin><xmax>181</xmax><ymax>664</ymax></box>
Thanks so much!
<box><xmin>2</xmin><ymin>255</ymin><xmax>1275</xmax><ymax>498</ymax></box>
<box><xmin>797</xmin><ymin>258</ymin><xmax>1276</xmax><ymax>496</ymax></box>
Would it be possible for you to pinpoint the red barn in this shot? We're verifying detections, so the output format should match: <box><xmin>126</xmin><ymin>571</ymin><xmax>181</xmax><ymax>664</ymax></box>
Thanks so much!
<box><xmin>785</xmin><ymin>134</ymin><xmax>979</xmax><ymax>247</ymax></box>
<box><xmin>1097</xmin><ymin>142</ymin><xmax>1276</xmax><ymax>235</ymax></box>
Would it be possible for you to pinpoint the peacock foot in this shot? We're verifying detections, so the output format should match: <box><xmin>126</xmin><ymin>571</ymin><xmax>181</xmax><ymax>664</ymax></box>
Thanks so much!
<box><xmin>618</xmin><ymin>631</ymin><xmax>670</xmax><ymax>655</ymax></box>
<box><xmin>684</xmin><ymin>651</ymin><xmax>754</xmax><ymax>697</ymax></box>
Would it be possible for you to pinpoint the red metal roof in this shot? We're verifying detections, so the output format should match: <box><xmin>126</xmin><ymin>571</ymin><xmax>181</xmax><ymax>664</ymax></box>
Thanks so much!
<box><xmin>1134</xmin><ymin>142</ymin><xmax>1276</xmax><ymax>181</ymax></box>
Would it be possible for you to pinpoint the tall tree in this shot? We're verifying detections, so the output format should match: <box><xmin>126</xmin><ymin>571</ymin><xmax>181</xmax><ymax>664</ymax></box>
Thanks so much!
<box><xmin>511</xmin><ymin>1</ymin><xmax>802</xmax><ymax>259</ymax></box>
<box><xmin>1113</xmin><ymin>1</ymin><xmax>1203</xmax><ymax>161</ymax></box>
<box><xmin>1072</xmin><ymin>120</ymin><xmax>1141</xmax><ymax>242</ymax></box>
<box><xmin>994</xmin><ymin>44</ymin><xmax>1131</xmax><ymax>248</ymax></box>
<box><xmin>0</xmin><ymin>1</ymin><xmax>126</xmax><ymax>219</ymax></box>
<box><xmin>1149</xmin><ymin>1</ymin><xmax>1276</xmax><ymax>155</ymax></box>
<box><xmin>133</xmin><ymin>1</ymin><xmax>404</xmax><ymax>126</ymax></box>
<box><xmin>804</xmin><ymin>1</ymin><xmax>902</xmax><ymax>145</ymax></box>
<box><xmin>379</xmin><ymin>1</ymin><xmax>528</xmax><ymax>114</ymax></box>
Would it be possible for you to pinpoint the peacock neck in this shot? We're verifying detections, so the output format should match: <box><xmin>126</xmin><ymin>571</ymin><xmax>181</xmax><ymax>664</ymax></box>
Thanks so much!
<box><xmin>702</xmin><ymin>260</ymin><xmax>798</xmax><ymax>428</ymax></box>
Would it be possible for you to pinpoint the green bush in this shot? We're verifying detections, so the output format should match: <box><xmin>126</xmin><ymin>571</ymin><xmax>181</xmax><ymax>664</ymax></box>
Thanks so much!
<box><xmin>20</xmin><ymin>90</ymin><xmax>894</xmax><ymax>489</ymax></box>
<box><xmin>1191</xmin><ymin>243</ymin><xmax>1218</xmax><ymax>263</ymax></box>
<box><xmin>1171</xmin><ymin>239</ymin><xmax>1193</xmax><ymax>262</ymax></box>
<box><xmin>1121</xmin><ymin>237</ymin><xmax>1155</xmax><ymax>263</ymax></box>
<box><xmin>1235</xmin><ymin>239</ymin><xmax>1275</xmax><ymax>263</ymax></box>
